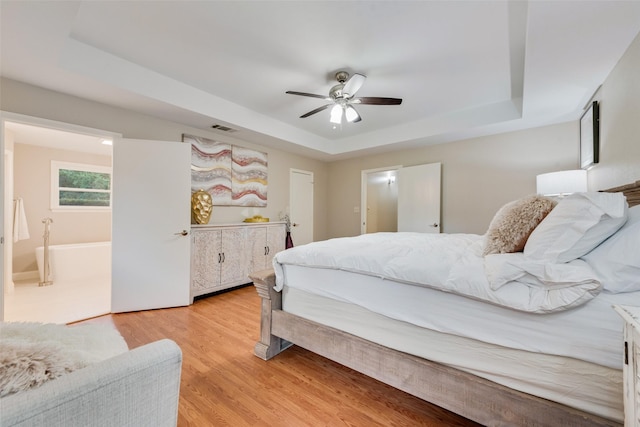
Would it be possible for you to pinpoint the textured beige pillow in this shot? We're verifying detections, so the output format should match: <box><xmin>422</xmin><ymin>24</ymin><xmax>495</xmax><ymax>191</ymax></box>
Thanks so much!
<box><xmin>483</xmin><ymin>195</ymin><xmax>557</xmax><ymax>255</ymax></box>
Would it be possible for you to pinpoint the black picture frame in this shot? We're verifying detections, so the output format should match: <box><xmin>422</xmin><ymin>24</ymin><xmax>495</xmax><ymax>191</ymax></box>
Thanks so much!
<box><xmin>580</xmin><ymin>101</ymin><xmax>599</xmax><ymax>169</ymax></box>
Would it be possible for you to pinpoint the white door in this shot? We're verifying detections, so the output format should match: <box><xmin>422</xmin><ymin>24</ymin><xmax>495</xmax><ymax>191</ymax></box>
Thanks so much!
<box><xmin>111</xmin><ymin>138</ymin><xmax>191</xmax><ymax>312</ymax></box>
<box><xmin>397</xmin><ymin>163</ymin><xmax>441</xmax><ymax>233</ymax></box>
<box><xmin>290</xmin><ymin>169</ymin><xmax>314</xmax><ymax>246</ymax></box>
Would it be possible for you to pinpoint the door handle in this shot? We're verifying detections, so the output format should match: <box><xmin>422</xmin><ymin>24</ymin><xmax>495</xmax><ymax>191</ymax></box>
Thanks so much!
<box><xmin>430</xmin><ymin>223</ymin><xmax>439</xmax><ymax>228</ymax></box>
<box><xmin>174</xmin><ymin>230</ymin><xmax>188</xmax><ymax>236</ymax></box>
<box><xmin>292</xmin><ymin>223</ymin><xmax>299</xmax><ymax>227</ymax></box>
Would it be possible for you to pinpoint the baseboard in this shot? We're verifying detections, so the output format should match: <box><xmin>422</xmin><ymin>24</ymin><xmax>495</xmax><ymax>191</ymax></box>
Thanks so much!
<box><xmin>13</xmin><ymin>270</ymin><xmax>39</xmax><ymax>281</ymax></box>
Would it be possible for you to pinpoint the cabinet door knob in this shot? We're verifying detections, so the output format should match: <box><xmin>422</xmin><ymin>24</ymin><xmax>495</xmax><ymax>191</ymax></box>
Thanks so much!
<box><xmin>174</xmin><ymin>230</ymin><xmax>189</xmax><ymax>236</ymax></box>
<box><xmin>292</xmin><ymin>223</ymin><xmax>299</xmax><ymax>227</ymax></box>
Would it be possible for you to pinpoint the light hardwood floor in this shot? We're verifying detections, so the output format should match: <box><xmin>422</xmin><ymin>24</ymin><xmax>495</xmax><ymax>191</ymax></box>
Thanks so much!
<box><xmin>78</xmin><ymin>286</ymin><xmax>482</xmax><ymax>426</ymax></box>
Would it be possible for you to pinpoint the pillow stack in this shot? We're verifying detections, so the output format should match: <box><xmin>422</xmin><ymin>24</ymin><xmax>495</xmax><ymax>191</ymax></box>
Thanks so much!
<box><xmin>581</xmin><ymin>203</ymin><xmax>640</xmax><ymax>293</ymax></box>
<box><xmin>523</xmin><ymin>192</ymin><xmax>628</xmax><ymax>263</ymax></box>
<box><xmin>483</xmin><ymin>191</ymin><xmax>633</xmax><ymax>294</ymax></box>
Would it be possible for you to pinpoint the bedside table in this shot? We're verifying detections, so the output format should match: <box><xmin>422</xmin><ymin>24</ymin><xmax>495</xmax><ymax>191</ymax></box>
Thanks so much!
<box><xmin>614</xmin><ymin>305</ymin><xmax>640</xmax><ymax>426</ymax></box>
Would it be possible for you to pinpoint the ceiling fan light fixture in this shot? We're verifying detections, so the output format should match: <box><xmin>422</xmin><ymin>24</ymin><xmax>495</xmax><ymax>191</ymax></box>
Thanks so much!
<box><xmin>287</xmin><ymin>71</ymin><xmax>402</xmax><ymax>124</ymax></box>
<box><xmin>330</xmin><ymin>104</ymin><xmax>343</xmax><ymax>124</ymax></box>
<box><xmin>345</xmin><ymin>105</ymin><xmax>361</xmax><ymax>123</ymax></box>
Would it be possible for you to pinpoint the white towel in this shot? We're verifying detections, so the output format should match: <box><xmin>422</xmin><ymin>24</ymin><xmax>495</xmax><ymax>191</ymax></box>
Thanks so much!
<box><xmin>13</xmin><ymin>198</ymin><xmax>30</xmax><ymax>242</ymax></box>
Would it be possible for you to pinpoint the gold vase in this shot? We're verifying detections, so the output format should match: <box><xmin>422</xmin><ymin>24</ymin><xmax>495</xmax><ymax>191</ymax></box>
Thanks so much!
<box><xmin>191</xmin><ymin>189</ymin><xmax>213</xmax><ymax>224</ymax></box>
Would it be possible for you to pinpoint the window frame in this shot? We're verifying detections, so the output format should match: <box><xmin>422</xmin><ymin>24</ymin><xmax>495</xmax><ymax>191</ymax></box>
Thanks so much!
<box><xmin>50</xmin><ymin>160</ymin><xmax>112</xmax><ymax>212</ymax></box>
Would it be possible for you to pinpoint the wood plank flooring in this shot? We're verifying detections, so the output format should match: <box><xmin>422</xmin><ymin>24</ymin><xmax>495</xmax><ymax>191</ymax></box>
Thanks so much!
<box><xmin>77</xmin><ymin>286</ymin><xmax>482</xmax><ymax>426</ymax></box>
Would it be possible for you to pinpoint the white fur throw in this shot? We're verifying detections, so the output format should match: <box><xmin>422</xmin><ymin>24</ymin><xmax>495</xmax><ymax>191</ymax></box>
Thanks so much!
<box><xmin>483</xmin><ymin>194</ymin><xmax>557</xmax><ymax>255</ymax></box>
<box><xmin>0</xmin><ymin>322</ymin><xmax>128</xmax><ymax>397</ymax></box>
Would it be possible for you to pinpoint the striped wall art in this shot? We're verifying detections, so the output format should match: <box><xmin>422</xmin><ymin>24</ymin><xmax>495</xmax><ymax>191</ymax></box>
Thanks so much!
<box><xmin>183</xmin><ymin>134</ymin><xmax>267</xmax><ymax>207</ymax></box>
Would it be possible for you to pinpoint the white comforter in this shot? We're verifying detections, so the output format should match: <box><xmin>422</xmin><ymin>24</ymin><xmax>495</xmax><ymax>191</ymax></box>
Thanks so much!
<box><xmin>273</xmin><ymin>232</ymin><xmax>602</xmax><ymax>313</ymax></box>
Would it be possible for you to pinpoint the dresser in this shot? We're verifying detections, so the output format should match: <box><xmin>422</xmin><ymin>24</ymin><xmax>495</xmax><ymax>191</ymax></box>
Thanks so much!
<box><xmin>190</xmin><ymin>222</ymin><xmax>286</xmax><ymax>301</ymax></box>
<box><xmin>614</xmin><ymin>305</ymin><xmax>640</xmax><ymax>426</ymax></box>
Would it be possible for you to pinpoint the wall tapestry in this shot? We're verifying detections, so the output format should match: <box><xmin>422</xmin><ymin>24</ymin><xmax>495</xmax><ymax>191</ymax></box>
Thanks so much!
<box><xmin>183</xmin><ymin>134</ymin><xmax>267</xmax><ymax>207</ymax></box>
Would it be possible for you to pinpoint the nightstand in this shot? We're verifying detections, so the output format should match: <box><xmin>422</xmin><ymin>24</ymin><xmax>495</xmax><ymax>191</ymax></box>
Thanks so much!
<box><xmin>614</xmin><ymin>305</ymin><xmax>640</xmax><ymax>426</ymax></box>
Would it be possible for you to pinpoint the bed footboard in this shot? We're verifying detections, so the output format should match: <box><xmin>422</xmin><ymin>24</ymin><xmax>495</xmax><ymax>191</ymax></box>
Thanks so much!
<box><xmin>250</xmin><ymin>269</ymin><xmax>621</xmax><ymax>427</ymax></box>
<box><xmin>249</xmin><ymin>269</ymin><xmax>292</xmax><ymax>360</ymax></box>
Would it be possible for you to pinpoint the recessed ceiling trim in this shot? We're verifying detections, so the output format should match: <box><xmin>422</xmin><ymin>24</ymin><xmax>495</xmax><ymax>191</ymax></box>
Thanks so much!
<box><xmin>331</xmin><ymin>99</ymin><xmax>522</xmax><ymax>155</ymax></box>
<box><xmin>59</xmin><ymin>37</ymin><xmax>330</xmax><ymax>152</ymax></box>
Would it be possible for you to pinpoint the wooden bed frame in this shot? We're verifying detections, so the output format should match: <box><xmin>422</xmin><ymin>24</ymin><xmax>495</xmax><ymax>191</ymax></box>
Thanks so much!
<box><xmin>250</xmin><ymin>180</ymin><xmax>640</xmax><ymax>427</ymax></box>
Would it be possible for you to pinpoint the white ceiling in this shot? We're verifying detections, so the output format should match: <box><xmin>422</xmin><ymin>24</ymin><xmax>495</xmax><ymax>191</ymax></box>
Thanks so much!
<box><xmin>4</xmin><ymin>121</ymin><xmax>113</xmax><ymax>157</ymax></box>
<box><xmin>2</xmin><ymin>1</ymin><xmax>640</xmax><ymax>161</ymax></box>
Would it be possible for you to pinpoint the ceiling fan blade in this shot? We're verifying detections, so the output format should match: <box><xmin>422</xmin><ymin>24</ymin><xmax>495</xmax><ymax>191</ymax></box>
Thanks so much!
<box><xmin>300</xmin><ymin>104</ymin><xmax>332</xmax><ymax>118</ymax></box>
<box><xmin>342</xmin><ymin>73</ymin><xmax>366</xmax><ymax>97</ymax></box>
<box><xmin>352</xmin><ymin>97</ymin><xmax>402</xmax><ymax>105</ymax></box>
<box><xmin>286</xmin><ymin>91</ymin><xmax>330</xmax><ymax>100</ymax></box>
<box><xmin>345</xmin><ymin>105</ymin><xmax>361</xmax><ymax>123</ymax></box>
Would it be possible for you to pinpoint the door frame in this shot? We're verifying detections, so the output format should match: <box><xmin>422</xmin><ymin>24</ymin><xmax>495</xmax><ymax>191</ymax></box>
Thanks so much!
<box><xmin>0</xmin><ymin>111</ymin><xmax>121</xmax><ymax>321</ymax></box>
<box><xmin>360</xmin><ymin>165</ymin><xmax>402</xmax><ymax>235</ymax></box>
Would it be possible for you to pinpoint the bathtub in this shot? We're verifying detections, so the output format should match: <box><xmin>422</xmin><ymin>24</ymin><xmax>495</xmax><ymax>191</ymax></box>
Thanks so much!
<box><xmin>36</xmin><ymin>241</ymin><xmax>111</xmax><ymax>283</ymax></box>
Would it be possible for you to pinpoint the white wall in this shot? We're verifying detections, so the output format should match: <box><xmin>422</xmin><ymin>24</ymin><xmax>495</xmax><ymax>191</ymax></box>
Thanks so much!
<box><xmin>326</xmin><ymin>32</ymin><xmax>640</xmax><ymax>238</ymax></box>
<box><xmin>588</xmin><ymin>31</ymin><xmax>640</xmax><ymax>190</ymax></box>
<box><xmin>2</xmin><ymin>29</ymin><xmax>639</xmax><ymax>243</ymax></box>
<box><xmin>0</xmin><ymin>78</ymin><xmax>330</xmax><ymax>242</ymax></box>
<box><xmin>328</xmin><ymin>122</ymin><xmax>576</xmax><ymax>237</ymax></box>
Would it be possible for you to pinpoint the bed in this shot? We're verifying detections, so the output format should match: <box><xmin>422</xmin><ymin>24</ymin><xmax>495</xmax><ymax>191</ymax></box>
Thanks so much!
<box><xmin>250</xmin><ymin>180</ymin><xmax>640</xmax><ymax>427</ymax></box>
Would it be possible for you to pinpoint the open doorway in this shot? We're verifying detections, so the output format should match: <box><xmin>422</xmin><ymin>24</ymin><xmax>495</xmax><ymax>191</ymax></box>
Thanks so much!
<box><xmin>2</xmin><ymin>113</ymin><xmax>118</xmax><ymax>323</ymax></box>
<box><xmin>360</xmin><ymin>166</ymin><xmax>401</xmax><ymax>234</ymax></box>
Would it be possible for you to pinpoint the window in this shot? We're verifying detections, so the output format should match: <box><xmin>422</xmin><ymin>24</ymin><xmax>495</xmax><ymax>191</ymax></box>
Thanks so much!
<box><xmin>51</xmin><ymin>161</ymin><xmax>112</xmax><ymax>211</ymax></box>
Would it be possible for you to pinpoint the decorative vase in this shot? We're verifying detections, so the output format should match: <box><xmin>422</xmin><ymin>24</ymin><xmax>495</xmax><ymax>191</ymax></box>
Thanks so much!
<box><xmin>191</xmin><ymin>189</ymin><xmax>213</xmax><ymax>224</ymax></box>
<box><xmin>285</xmin><ymin>231</ymin><xmax>294</xmax><ymax>249</ymax></box>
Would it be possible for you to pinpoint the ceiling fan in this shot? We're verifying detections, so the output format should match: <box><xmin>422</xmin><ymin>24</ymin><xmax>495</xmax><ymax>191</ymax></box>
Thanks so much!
<box><xmin>286</xmin><ymin>71</ymin><xmax>402</xmax><ymax>124</ymax></box>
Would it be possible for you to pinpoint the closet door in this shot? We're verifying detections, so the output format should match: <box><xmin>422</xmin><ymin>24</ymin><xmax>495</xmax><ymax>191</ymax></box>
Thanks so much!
<box><xmin>397</xmin><ymin>162</ymin><xmax>441</xmax><ymax>233</ymax></box>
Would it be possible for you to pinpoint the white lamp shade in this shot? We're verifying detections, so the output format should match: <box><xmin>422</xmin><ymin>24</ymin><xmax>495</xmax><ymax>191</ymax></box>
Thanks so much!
<box><xmin>536</xmin><ymin>170</ymin><xmax>588</xmax><ymax>196</ymax></box>
<box><xmin>345</xmin><ymin>105</ymin><xmax>361</xmax><ymax>123</ymax></box>
<box><xmin>329</xmin><ymin>105</ymin><xmax>343</xmax><ymax>124</ymax></box>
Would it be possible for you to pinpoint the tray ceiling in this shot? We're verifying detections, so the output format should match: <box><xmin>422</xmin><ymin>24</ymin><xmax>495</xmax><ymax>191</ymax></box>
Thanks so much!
<box><xmin>2</xmin><ymin>1</ymin><xmax>640</xmax><ymax>160</ymax></box>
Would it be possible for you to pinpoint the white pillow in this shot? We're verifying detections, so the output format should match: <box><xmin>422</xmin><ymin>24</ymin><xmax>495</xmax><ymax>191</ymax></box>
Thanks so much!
<box><xmin>582</xmin><ymin>204</ymin><xmax>640</xmax><ymax>293</ymax></box>
<box><xmin>524</xmin><ymin>192</ymin><xmax>628</xmax><ymax>263</ymax></box>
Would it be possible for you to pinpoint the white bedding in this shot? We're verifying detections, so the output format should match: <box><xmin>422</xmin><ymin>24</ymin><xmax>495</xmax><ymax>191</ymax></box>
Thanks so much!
<box><xmin>274</xmin><ymin>232</ymin><xmax>601</xmax><ymax>313</ymax></box>
<box><xmin>282</xmin><ymin>286</ymin><xmax>623</xmax><ymax>422</ymax></box>
<box><xmin>279</xmin><ymin>263</ymin><xmax>640</xmax><ymax>369</ymax></box>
